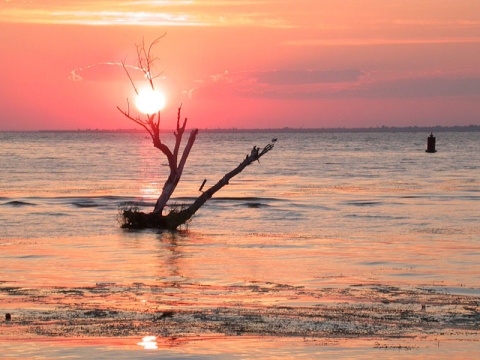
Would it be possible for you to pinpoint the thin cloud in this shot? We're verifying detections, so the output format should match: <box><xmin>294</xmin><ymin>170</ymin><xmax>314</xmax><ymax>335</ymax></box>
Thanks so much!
<box><xmin>69</xmin><ymin>61</ymin><xmax>167</xmax><ymax>82</ymax></box>
<box><xmin>190</xmin><ymin>71</ymin><xmax>480</xmax><ymax>100</ymax></box>
<box><xmin>69</xmin><ymin>62</ymin><xmax>137</xmax><ymax>81</ymax></box>
<box><xmin>0</xmin><ymin>9</ymin><xmax>202</xmax><ymax>26</ymax></box>
<box><xmin>266</xmin><ymin>76</ymin><xmax>480</xmax><ymax>99</ymax></box>
<box><xmin>286</xmin><ymin>37</ymin><xmax>480</xmax><ymax>47</ymax></box>
<box><xmin>391</xmin><ymin>19</ymin><xmax>480</xmax><ymax>27</ymax></box>
<box><xmin>352</xmin><ymin>77</ymin><xmax>480</xmax><ymax>99</ymax></box>
<box><xmin>0</xmin><ymin>1</ymin><xmax>290</xmax><ymax>27</ymax></box>
<box><xmin>254</xmin><ymin>69</ymin><xmax>365</xmax><ymax>85</ymax></box>
<box><xmin>187</xmin><ymin>68</ymin><xmax>366</xmax><ymax>99</ymax></box>
<box><xmin>207</xmin><ymin>69</ymin><xmax>364</xmax><ymax>85</ymax></box>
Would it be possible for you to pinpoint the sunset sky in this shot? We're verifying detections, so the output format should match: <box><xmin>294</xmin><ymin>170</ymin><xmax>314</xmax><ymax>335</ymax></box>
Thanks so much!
<box><xmin>1</xmin><ymin>0</ymin><xmax>480</xmax><ymax>130</ymax></box>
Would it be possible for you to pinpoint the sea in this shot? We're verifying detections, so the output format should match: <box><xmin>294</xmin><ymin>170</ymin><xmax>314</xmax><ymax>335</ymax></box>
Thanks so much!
<box><xmin>1</xmin><ymin>130</ymin><xmax>479</xmax><ymax>358</ymax></box>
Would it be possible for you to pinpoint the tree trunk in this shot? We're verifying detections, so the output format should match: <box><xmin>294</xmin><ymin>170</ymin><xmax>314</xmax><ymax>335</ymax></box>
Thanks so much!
<box><xmin>152</xmin><ymin>127</ymin><xmax>198</xmax><ymax>214</ymax></box>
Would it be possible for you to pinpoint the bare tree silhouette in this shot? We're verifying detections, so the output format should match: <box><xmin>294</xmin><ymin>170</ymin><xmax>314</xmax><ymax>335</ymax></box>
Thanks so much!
<box><xmin>117</xmin><ymin>37</ymin><xmax>274</xmax><ymax>230</ymax></box>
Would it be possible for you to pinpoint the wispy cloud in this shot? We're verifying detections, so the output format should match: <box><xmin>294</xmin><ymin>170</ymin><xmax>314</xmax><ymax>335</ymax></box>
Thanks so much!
<box><xmin>253</xmin><ymin>69</ymin><xmax>365</xmax><ymax>85</ymax></box>
<box><xmin>69</xmin><ymin>61</ymin><xmax>168</xmax><ymax>83</ymax></box>
<box><xmin>188</xmin><ymin>68</ymin><xmax>480</xmax><ymax>101</ymax></box>
<box><xmin>69</xmin><ymin>62</ymin><xmax>137</xmax><ymax>82</ymax></box>
<box><xmin>350</xmin><ymin>77</ymin><xmax>480</xmax><ymax>99</ymax></box>
<box><xmin>0</xmin><ymin>0</ymin><xmax>289</xmax><ymax>27</ymax></box>
<box><xmin>186</xmin><ymin>68</ymin><xmax>366</xmax><ymax>99</ymax></box>
<box><xmin>259</xmin><ymin>76</ymin><xmax>480</xmax><ymax>99</ymax></box>
<box><xmin>285</xmin><ymin>37</ymin><xmax>480</xmax><ymax>47</ymax></box>
<box><xmin>391</xmin><ymin>19</ymin><xmax>480</xmax><ymax>27</ymax></box>
<box><xmin>207</xmin><ymin>69</ymin><xmax>364</xmax><ymax>86</ymax></box>
<box><xmin>0</xmin><ymin>8</ymin><xmax>202</xmax><ymax>26</ymax></box>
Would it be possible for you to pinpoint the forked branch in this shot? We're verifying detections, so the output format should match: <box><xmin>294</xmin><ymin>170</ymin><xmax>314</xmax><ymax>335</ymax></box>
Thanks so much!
<box><xmin>170</xmin><ymin>141</ymin><xmax>276</xmax><ymax>223</ymax></box>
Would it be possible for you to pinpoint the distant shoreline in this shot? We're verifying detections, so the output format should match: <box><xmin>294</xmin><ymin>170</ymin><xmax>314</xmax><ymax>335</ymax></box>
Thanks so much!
<box><xmin>3</xmin><ymin>124</ymin><xmax>479</xmax><ymax>133</ymax></box>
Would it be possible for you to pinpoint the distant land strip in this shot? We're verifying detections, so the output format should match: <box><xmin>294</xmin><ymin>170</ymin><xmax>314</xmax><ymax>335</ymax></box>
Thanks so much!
<box><xmin>8</xmin><ymin>124</ymin><xmax>480</xmax><ymax>133</ymax></box>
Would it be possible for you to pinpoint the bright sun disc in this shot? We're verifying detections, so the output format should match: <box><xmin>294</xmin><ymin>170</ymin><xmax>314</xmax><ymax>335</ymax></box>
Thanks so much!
<box><xmin>135</xmin><ymin>88</ymin><xmax>166</xmax><ymax>114</ymax></box>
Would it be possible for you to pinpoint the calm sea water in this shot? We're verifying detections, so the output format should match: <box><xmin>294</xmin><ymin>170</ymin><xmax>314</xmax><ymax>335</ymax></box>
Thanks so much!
<box><xmin>1</xmin><ymin>130</ymin><xmax>479</xmax><ymax>358</ymax></box>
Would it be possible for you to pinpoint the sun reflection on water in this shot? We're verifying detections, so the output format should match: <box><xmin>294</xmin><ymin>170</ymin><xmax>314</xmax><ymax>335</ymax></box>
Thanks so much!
<box><xmin>137</xmin><ymin>336</ymin><xmax>158</xmax><ymax>350</ymax></box>
<box><xmin>140</xmin><ymin>182</ymin><xmax>161</xmax><ymax>199</ymax></box>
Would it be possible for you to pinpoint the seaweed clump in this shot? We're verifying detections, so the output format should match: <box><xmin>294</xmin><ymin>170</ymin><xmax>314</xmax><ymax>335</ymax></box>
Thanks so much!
<box><xmin>118</xmin><ymin>203</ymin><xmax>192</xmax><ymax>230</ymax></box>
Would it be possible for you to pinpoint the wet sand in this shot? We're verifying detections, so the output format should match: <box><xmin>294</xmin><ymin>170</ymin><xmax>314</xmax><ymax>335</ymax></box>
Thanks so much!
<box><xmin>1</xmin><ymin>281</ymin><xmax>479</xmax><ymax>358</ymax></box>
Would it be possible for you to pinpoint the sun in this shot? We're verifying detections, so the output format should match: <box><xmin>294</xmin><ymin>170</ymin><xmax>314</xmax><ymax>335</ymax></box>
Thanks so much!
<box><xmin>135</xmin><ymin>87</ymin><xmax>166</xmax><ymax>114</ymax></box>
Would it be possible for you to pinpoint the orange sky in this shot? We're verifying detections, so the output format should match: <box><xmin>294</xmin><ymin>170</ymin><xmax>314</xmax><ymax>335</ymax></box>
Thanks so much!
<box><xmin>1</xmin><ymin>0</ymin><xmax>480</xmax><ymax>130</ymax></box>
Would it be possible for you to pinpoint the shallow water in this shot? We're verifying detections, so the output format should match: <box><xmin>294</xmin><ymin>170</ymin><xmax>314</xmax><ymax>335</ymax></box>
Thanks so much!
<box><xmin>0</xmin><ymin>130</ymin><xmax>479</xmax><ymax>357</ymax></box>
<box><xmin>2</xmin><ymin>335</ymin><xmax>480</xmax><ymax>359</ymax></box>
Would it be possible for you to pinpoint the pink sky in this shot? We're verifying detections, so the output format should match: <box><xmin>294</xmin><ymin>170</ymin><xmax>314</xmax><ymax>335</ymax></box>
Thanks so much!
<box><xmin>1</xmin><ymin>0</ymin><xmax>480</xmax><ymax>130</ymax></box>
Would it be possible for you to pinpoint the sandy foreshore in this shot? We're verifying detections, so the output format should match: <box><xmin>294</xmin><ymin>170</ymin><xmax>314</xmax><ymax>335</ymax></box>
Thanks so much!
<box><xmin>2</xmin><ymin>281</ymin><xmax>479</xmax><ymax>348</ymax></box>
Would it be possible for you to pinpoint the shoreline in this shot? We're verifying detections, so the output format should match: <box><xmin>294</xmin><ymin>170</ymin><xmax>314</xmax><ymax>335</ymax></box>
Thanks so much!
<box><xmin>2</xmin><ymin>282</ymin><xmax>479</xmax><ymax>341</ymax></box>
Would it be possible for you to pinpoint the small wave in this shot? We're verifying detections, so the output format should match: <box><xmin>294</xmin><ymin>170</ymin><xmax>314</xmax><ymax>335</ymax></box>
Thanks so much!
<box><xmin>345</xmin><ymin>200</ymin><xmax>382</xmax><ymax>206</ymax></box>
<box><xmin>346</xmin><ymin>214</ymin><xmax>406</xmax><ymax>220</ymax></box>
<box><xmin>359</xmin><ymin>261</ymin><xmax>389</xmax><ymax>266</ymax></box>
<box><xmin>2</xmin><ymin>200</ymin><xmax>37</xmax><ymax>207</ymax></box>
<box><xmin>238</xmin><ymin>243</ymin><xmax>307</xmax><ymax>249</ymax></box>
<box><xmin>413</xmin><ymin>227</ymin><xmax>468</xmax><ymax>235</ymax></box>
<box><xmin>71</xmin><ymin>196</ymin><xmax>143</xmax><ymax>208</ymax></box>
<box><xmin>72</xmin><ymin>200</ymin><xmax>100</xmax><ymax>208</ymax></box>
<box><xmin>241</xmin><ymin>202</ymin><xmax>270</xmax><ymax>208</ymax></box>
<box><xmin>41</xmin><ymin>212</ymin><xmax>70</xmax><ymax>217</ymax></box>
<box><xmin>17</xmin><ymin>255</ymin><xmax>51</xmax><ymax>259</ymax></box>
<box><xmin>171</xmin><ymin>196</ymin><xmax>199</xmax><ymax>202</ymax></box>
<box><xmin>212</xmin><ymin>196</ymin><xmax>282</xmax><ymax>202</ymax></box>
<box><xmin>119</xmin><ymin>200</ymin><xmax>156</xmax><ymax>208</ymax></box>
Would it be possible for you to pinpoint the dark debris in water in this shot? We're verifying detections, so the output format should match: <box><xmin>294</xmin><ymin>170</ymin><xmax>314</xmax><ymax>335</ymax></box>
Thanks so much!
<box><xmin>1</xmin><ymin>282</ymin><xmax>479</xmax><ymax>340</ymax></box>
<box><xmin>84</xmin><ymin>309</ymin><xmax>118</xmax><ymax>318</ymax></box>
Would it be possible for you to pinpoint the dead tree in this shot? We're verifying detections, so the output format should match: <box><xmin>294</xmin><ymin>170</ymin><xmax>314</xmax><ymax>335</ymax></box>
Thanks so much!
<box><xmin>117</xmin><ymin>38</ymin><xmax>274</xmax><ymax>230</ymax></box>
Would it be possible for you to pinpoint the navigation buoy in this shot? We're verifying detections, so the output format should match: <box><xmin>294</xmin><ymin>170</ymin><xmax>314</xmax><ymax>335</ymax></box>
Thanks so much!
<box><xmin>426</xmin><ymin>133</ymin><xmax>437</xmax><ymax>153</ymax></box>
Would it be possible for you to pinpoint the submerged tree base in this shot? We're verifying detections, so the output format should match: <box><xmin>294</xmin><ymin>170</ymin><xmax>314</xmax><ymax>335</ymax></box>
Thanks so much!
<box><xmin>119</xmin><ymin>205</ymin><xmax>193</xmax><ymax>230</ymax></box>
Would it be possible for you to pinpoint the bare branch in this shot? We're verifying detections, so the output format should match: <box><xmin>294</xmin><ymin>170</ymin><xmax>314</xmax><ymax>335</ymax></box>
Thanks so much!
<box><xmin>121</xmin><ymin>60</ymin><xmax>139</xmax><ymax>96</ymax></box>
<box><xmin>173</xmin><ymin>105</ymin><xmax>184</xmax><ymax>162</ymax></box>
<box><xmin>147</xmin><ymin>36</ymin><xmax>164</xmax><ymax>64</ymax></box>
<box><xmin>175</xmin><ymin>141</ymin><xmax>275</xmax><ymax>221</ymax></box>
<box><xmin>117</xmin><ymin>105</ymin><xmax>154</xmax><ymax>139</ymax></box>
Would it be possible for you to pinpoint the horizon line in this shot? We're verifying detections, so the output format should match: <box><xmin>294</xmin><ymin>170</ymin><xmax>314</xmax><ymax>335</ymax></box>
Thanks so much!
<box><xmin>2</xmin><ymin>124</ymin><xmax>479</xmax><ymax>133</ymax></box>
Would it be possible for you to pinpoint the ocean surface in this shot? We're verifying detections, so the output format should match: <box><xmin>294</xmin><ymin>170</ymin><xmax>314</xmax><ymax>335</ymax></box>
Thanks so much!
<box><xmin>1</xmin><ymin>130</ymin><xmax>479</xmax><ymax>358</ymax></box>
